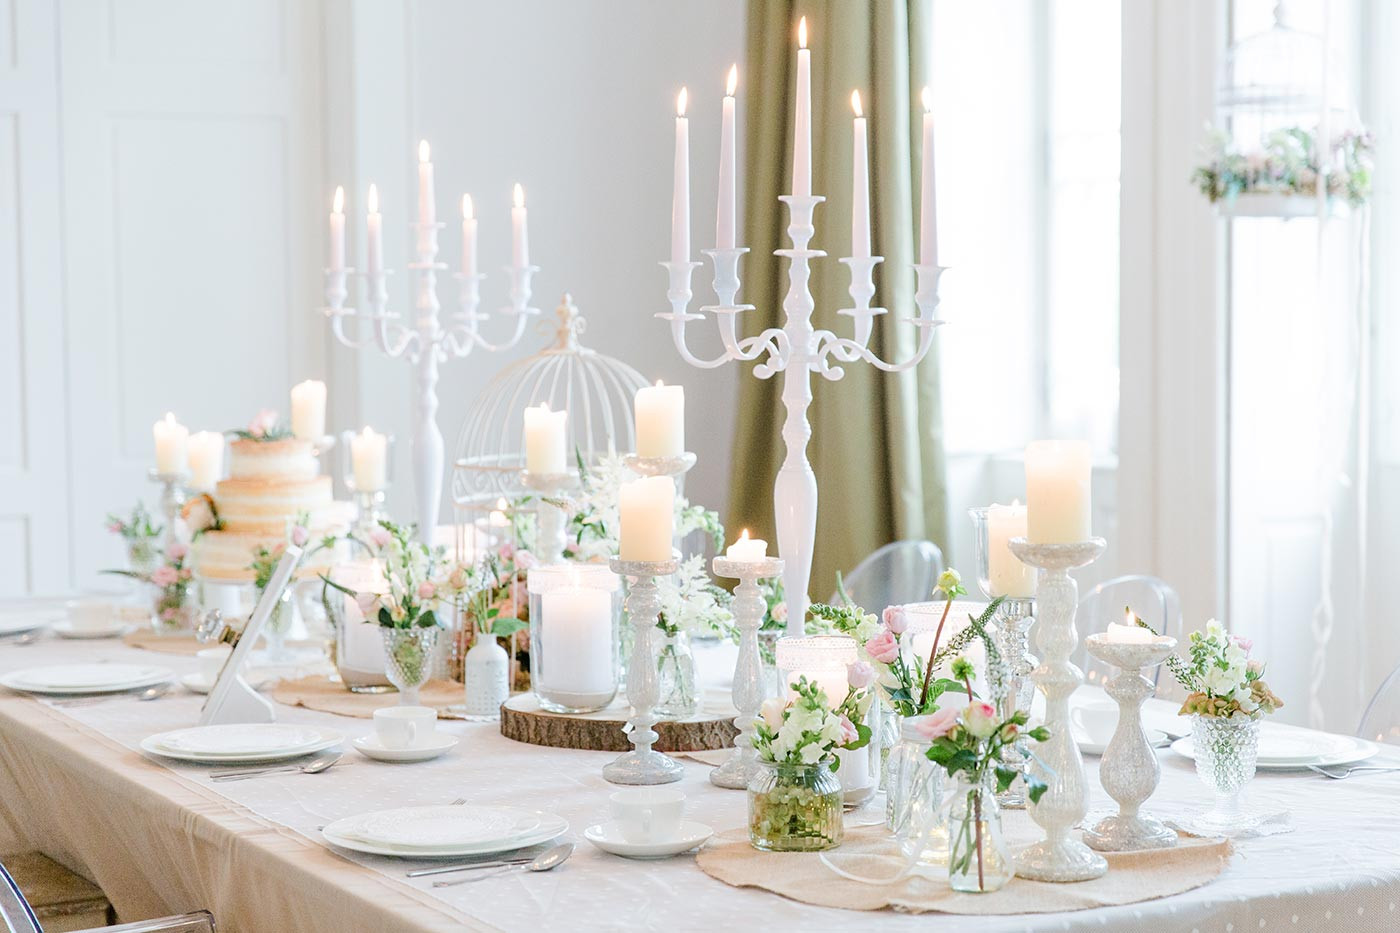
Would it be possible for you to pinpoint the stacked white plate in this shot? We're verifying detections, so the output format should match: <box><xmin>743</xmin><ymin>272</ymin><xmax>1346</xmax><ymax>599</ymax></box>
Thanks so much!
<box><xmin>141</xmin><ymin>723</ymin><xmax>344</xmax><ymax>764</ymax></box>
<box><xmin>1170</xmin><ymin>729</ymin><xmax>1378</xmax><ymax>771</ymax></box>
<box><xmin>322</xmin><ymin>805</ymin><xmax>568</xmax><ymax>858</ymax></box>
<box><xmin>0</xmin><ymin>609</ymin><xmax>63</xmax><ymax>637</ymax></box>
<box><xmin>0</xmin><ymin>663</ymin><xmax>173</xmax><ymax>695</ymax></box>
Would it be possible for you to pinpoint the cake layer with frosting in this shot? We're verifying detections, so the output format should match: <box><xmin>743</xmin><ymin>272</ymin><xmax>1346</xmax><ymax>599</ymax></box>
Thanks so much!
<box><xmin>193</xmin><ymin>529</ymin><xmax>347</xmax><ymax>582</ymax></box>
<box><xmin>215</xmin><ymin>476</ymin><xmax>335</xmax><ymax>534</ymax></box>
<box><xmin>228</xmin><ymin>437</ymin><xmax>319</xmax><ymax>481</ymax></box>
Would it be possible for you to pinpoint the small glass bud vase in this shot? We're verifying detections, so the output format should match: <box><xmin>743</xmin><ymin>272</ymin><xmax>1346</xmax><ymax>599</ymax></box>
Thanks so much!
<box><xmin>885</xmin><ymin>716</ymin><xmax>948</xmax><ymax>868</ymax></box>
<box><xmin>127</xmin><ymin>539</ymin><xmax>161</xmax><ymax>577</ymax></box>
<box><xmin>381</xmin><ymin>626</ymin><xmax>440</xmax><ymax>706</ymax></box>
<box><xmin>1190</xmin><ymin>713</ymin><xmax>1261</xmax><ymax>831</ymax></box>
<box><xmin>948</xmin><ymin>774</ymin><xmax>1014</xmax><ymax>893</ymax></box>
<box><xmin>655</xmin><ymin>630</ymin><xmax>699</xmax><ymax>719</ymax></box>
<box><xmin>151</xmin><ymin>579</ymin><xmax>197</xmax><ymax>636</ymax></box>
<box><xmin>747</xmin><ymin>759</ymin><xmax>844</xmax><ymax>852</ymax></box>
<box><xmin>526</xmin><ymin>564</ymin><xmax>621</xmax><ymax>713</ymax></box>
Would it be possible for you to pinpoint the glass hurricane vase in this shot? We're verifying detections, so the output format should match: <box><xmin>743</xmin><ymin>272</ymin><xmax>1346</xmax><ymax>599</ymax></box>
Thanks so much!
<box><xmin>382</xmin><ymin>626</ymin><xmax>440</xmax><ymax>706</ymax></box>
<box><xmin>151</xmin><ymin>580</ymin><xmax>197</xmax><ymax>636</ymax></box>
<box><xmin>947</xmin><ymin>775</ymin><xmax>1013</xmax><ymax>893</ymax></box>
<box><xmin>655</xmin><ymin>631</ymin><xmax>698</xmax><ymax>719</ymax></box>
<box><xmin>747</xmin><ymin>760</ymin><xmax>844</xmax><ymax>852</ymax></box>
<box><xmin>1190</xmin><ymin>713</ymin><xmax>1261</xmax><ymax>832</ymax></box>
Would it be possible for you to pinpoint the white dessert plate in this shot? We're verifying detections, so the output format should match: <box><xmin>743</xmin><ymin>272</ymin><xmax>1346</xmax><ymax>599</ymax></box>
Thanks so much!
<box><xmin>584</xmin><ymin>820</ymin><xmax>713</xmax><ymax>859</ymax></box>
<box><xmin>322</xmin><ymin>807</ymin><xmax>567</xmax><ymax>858</ymax></box>
<box><xmin>179</xmin><ymin>672</ymin><xmax>274</xmax><ymax>695</ymax></box>
<box><xmin>141</xmin><ymin>725</ymin><xmax>343</xmax><ymax>763</ymax></box>
<box><xmin>1</xmin><ymin>664</ymin><xmax>173</xmax><ymax>695</ymax></box>
<box><xmin>0</xmin><ymin>611</ymin><xmax>61</xmax><ymax>636</ymax></box>
<box><xmin>53</xmin><ymin>619</ymin><xmax>128</xmax><ymax>639</ymax></box>
<box><xmin>1170</xmin><ymin>732</ymin><xmax>1378</xmax><ymax>771</ymax></box>
<box><xmin>1076</xmin><ymin>729</ymin><xmax>1167</xmax><ymax>757</ymax></box>
<box><xmin>352</xmin><ymin>733</ymin><xmax>458</xmax><ymax>763</ymax></box>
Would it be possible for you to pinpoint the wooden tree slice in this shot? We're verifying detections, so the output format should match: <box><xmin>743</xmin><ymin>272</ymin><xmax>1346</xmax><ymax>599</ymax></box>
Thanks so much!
<box><xmin>500</xmin><ymin>694</ymin><xmax>737</xmax><ymax>752</ymax></box>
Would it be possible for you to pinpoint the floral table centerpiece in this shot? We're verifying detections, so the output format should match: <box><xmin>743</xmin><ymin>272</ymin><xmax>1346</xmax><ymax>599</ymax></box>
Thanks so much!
<box><xmin>105</xmin><ymin>502</ymin><xmax>163</xmax><ymax>576</ymax></box>
<box><xmin>748</xmin><ymin>675</ymin><xmax>872</xmax><ymax>852</ymax></box>
<box><xmin>103</xmin><ymin>533</ymin><xmax>196</xmax><ymax>635</ymax></box>
<box><xmin>455</xmin><ymin>549</ymin><xmax>529</xmax><ymax>716</ymax></box>
<box><xmin>248</xmin><ymin>514</ymin><xmax>341</xmax><ymax>662</ymax></box>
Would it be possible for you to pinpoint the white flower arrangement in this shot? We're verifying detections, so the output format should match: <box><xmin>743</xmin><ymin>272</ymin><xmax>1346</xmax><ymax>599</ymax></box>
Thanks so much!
<box><xmin>1148</xmin><ymin>615</ymin><xmax>1283</xmax><ymax>720</ymax></box>
<box><xmin>753</xmin><ymin>675</ymin><xmax>872</xmax><ymax>766</ymax></box>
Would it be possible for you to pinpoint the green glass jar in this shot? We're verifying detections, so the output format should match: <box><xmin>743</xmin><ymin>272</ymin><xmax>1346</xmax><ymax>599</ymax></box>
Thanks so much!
<box><xmin>747</xmin><ymin>759</ymin><xmax>844</xmax><ymax>852</ymax></box>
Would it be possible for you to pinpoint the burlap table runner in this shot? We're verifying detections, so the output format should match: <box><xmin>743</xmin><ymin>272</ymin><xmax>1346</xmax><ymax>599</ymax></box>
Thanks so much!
<box><xmin>271</xmin><ymin>674</ymin><xmax>465</xmax><ymax>718</ymax></box>
<box><xmin>121</xmin><ymin>630</ymin><xmax>204</xmax><ymax>655</ymax></box>
<box><xmin>697</xmin><ymin>822</ymin><xmax>1232</xmax><ymax>915</ymax></box>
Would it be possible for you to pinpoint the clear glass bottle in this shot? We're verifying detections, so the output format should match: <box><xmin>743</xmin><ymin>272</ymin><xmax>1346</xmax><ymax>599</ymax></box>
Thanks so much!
<box><xmin>261</xmin><ymin>588</ymin><xmax>296</xmax><ymax>663</ymax></box>
<box><xmin>747</xmin><ymin>759</ymin><xmax>844</xmax><ymax>852</ymax></box>
<box><xmin>885</xmin><ymin>715</ymin><xmax>947</xmax><ymax>867</ymax></box>
<box><xmin>947</xmin><ymin>774</ymin><xmax>1013</xmax><ymax>893</ymax></box>
<box><xmin>874</xmin><ymin>704</ymin><xmax>902</xmax><ymax>792</ymax></box>
<box><xmin>655</xmin><ymin>630</ymin><xmax>698</xmax><ymax>718</ymax></box>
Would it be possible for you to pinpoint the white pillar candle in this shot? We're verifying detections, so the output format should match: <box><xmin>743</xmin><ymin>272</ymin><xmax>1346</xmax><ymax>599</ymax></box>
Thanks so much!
<box><xmin>987</xmin><ymin>501</ymin><xmax>1036</xmax><ymax>598</ymax></box>
<box><xmin>1025</xmin><ymin>439</ymin><xmax>1093</xmax><ymax>543</ymax></box>
<box><xmin>290</xmin><ymin>379</ymin><xmax>326</xmax><ymax>441</ymax></box>
<box><xmin>152</xmin><ymin>412</ymin><xmax>188</xmax><ymax>475</ymax></box>
<box><xmin>539</xmin><ymin>584</ymin><xmax>614</xmax><ymax>698</ymax></box>
<box><xmin>793</xmin><ymin>17</ymin><xmax>811</xmax><ymax>198</ymax></box>
<box><xmin>619</xmin><ymin>475</ymin><xmax>675</xmax><ymax>562</ymax></box>
<box><xmin>187</xmin><ymin>431</ymin><xmax>224</xmax><ymax>491</ymax></box>
<box><xmin>671</xmin><ymin>88</ymin><xmax>690</xmax><ymax>266</ymax></box>
<box><xmin>634</xmin><ymin>381</ymin><xmax>685</xmax><ymax>458</ymax></box>
<box><xmin>511</xmin><ymin>184</ymin><xmax>529</xmax><ymax>269</ymax></box>
<box><xmin>716</xmin><ymin>66</ymin><xmax>737</xmax><ymax>249</ymax></box>
<box><xmin>851</xmin><ymin>90</ymin><xmax>870</xmax><ymax>259</ymax></box>
<box><xmin>351</xmin><ymin>426</ymin><xmax>388</xmax><ymax>492</ymax></box>
<box><xmin>329</xmin><ymin>186</ymin><xmax>345</xmax><ymax>272</ymax></box>
<box><xmin>523</xmin><ymin>403</ymin><xmax>567</xmax><ymax>475</ymax></box>
<box><xmin>783</xmin><ymin>668</ymin><xmax>847</xmax><ymax>705</ymax></box>
<box><xmin>725</xmin><ymin>529</ymin><xmax>768</xmax><ymax>561</ymax></box>
<box><xmin>416</xmin><ymin>140</ymin><xmax>435</xmax><ymax>225</ymax></box>
<box><xmin>366</xmin><ymin>183</ymin><xmax>383</xmax><ymax>280</ymax></box>
<box><xmin>461</xmin><ymin>194</ymin><xmax>477</xmax><ymax>279</ymax></box>
<box><xmin>919</xmin><ymin>87</ymin><xmax>938</xmax><ymax>267</ymax></box>
<box><xmin>835</xmin><ymin>742</ymin><xmax>872</xmax><ymax>791</ymax></box>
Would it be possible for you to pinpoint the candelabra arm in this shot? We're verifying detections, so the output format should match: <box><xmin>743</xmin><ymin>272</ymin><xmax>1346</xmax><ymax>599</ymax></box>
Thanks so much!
<box><xmin>442</xmin><ymin>272</ymin><xmax>486</xmax><ymax>356</ymax></box>
<box><xmin>812</xmin><ymin>263</ymin><xmax>946</xmax><ymax>380</ymax></box>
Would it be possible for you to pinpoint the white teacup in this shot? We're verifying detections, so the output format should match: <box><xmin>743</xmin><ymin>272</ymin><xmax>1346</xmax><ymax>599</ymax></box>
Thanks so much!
<box><xmin>373</xmin><ymin>706</ymin><xmax>437</xmax><ymax>749</ymax></box>
<box><xmin>1071</xmin><ymin>700</ymin><xmax>1119</xmax><ymax>747</ymax></box>
<box><xmin>66</xmin><ymin>598</ymin><xmax>113</xmax><ymax>632</ymax></box>
<box><xmin>610</xmin><ymin>787</ymin><xmax>685</xmax><ymax>844</ymax></box>
<box><xmin>196</xmin><ymin>646</ymin><xmax>232</xmax><ymax>684</ymax></box>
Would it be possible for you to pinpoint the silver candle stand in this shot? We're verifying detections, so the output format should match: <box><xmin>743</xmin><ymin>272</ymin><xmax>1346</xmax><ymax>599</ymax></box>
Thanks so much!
<box><xmin>993</xmin><ymin>597</ymin><xmax>1037</xmax><ymax>808</ymax></box>
<box><xmin>709</xmin><ymin>554</ymin><xmax>784</xmax><ymax>790</ymax></box>
<box><xmin>148</xmin><ymin>469</ymin><xmax>189</xmax><ymax>549</ymax></box>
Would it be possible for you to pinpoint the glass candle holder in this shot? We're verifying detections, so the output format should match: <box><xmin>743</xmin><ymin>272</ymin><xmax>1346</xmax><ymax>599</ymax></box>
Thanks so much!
<box><xmin>527</xmin><ymin>563</ymin><xmax>622</xmax><ymax>713</ymax></box>
<box><xmin>339</xmin><ymin>428</ymin><xmax>396</xmax><ymax>532</ymax></box>
<box><xmin>774</xmin><ymin>635</ymin><xmax>874</xmax><ymax>800</ymax></box>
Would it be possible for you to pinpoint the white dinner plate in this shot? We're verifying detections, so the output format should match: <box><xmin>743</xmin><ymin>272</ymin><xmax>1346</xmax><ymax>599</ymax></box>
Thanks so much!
<box><xmin>0</xmin><ymin>609</ymin><xmax>63</xmax><ymax>636</ymax></box>
<box><xmin>1</xmin><ymin>664</ymin><xmax>174</xmax><ymax>695</ymax></box>
<box><xmin>141</xmin><ymin>725</ymin><xmax>344</xmax><ymax>764</ymax></box>
<box><xmin>352</xmin><ymin>733</ymin><xmax>458</xmax><ymax>763</ymax></box>
<box><xmin>1170</xmin><ymin>731</ymin><xmax>1378</xmax><ymax>771</ymax></box>
<box><xmin>321</xmin><ymin>807</ymin><xmax>567</xmax><ymax>858</ymax></box>
<box><xmin>584</xmin><ymin>820</ymin><xmax>713</xmax><ymax>859</ymax></box>
<box><xmin>52</xmin><ymin>619</ymin><xmax>129</xmax><ymax>640</ymax></box>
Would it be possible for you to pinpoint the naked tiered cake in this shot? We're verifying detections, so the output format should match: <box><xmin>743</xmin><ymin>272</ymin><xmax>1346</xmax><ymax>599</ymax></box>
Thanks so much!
<box><xmin>193</xmin><ymin>437</ymin><xmax>350</xmax><ymax>581</ymax></box>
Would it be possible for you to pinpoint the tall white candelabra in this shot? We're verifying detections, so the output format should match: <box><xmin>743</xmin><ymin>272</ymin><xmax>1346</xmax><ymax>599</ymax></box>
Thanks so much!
<box><xmin>323</xmin><ymin>151</ymin><xmax>539</xmax><ymax>546</ymax></box>
<box><xmin>661</xmin><ymin>27</ymin><xmax>945</xmax><ymax>634</ymax></box>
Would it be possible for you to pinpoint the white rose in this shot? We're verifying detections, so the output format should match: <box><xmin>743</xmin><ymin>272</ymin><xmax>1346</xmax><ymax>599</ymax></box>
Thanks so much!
<box><xmin>855</xmin><ymin>618</ymin><xmax>880</xmax><ymax>643</ymax></box>
<box><xmin>760</xmin><ymin>698</ymin><xmax>786</xmax><ymax>731</ymax></box>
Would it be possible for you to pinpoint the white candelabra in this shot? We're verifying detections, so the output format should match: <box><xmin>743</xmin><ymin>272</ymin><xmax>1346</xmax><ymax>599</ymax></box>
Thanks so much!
<box><xmin>323</xmin><ymin>151</ymin><xmax>539</xmax><ymax>546</ymax></box>
<box><xmin>660</xmin><ymin>26</ymin><xmax>944</xmax><ymax>633</ymax></box>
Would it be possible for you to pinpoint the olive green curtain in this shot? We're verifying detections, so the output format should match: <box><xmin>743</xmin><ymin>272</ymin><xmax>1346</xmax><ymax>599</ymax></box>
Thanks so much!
<box><xmin>726</xmin><ymin>0</ymin><xmax>947</xmax><ymax>602</ymax></box>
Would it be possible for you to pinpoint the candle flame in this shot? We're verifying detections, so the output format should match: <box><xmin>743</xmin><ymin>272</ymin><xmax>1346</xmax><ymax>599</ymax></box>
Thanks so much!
<box><xmin>332</xmin><ymin>186</ymin><xmax>344</xmax><ymax>213</ymax></box>
<box><xmin>418</xmin><ymin>139</ymin><xmax>430</xmax><ymax>163</ymax></box>
<box><xmin>163</xmin><ymin>412</ymin><xmax>177</xmax><ymax>425</ymax></box>
<box><xmin>739</xmin><ymin>529</ymin><xmax>750</xmax><ymax>542</ymax></box>
<box><xmin>1011</xmin><ymin>498</ymin><xmax>1021</xmax><ymax>507</ymax></box>
<box><xmin>495</xmin><ymin>497</ymin><xmax>509</xmax><ymax>510</ymax></box>
<box><xmin>1124</xmin><ymin>607</ymin><xmax>1134</xmax><ymax>626</ymax></box>
<box><xmin>726</xmin><ymin>64</ymin><xmax>738</xmax><ymax>97</ymax></box>
<box><xmin>798</xmin><ymin>16</ymin><xmax>807</xmax><ymax>48</ymax></box>
<box><xmin>513</xmin><ymin>183</ymin><xmax>525</xmax><ymax>208</ymax></box>
<box><xmin>367</xmin><ymin>183</ymin><xmax>379</xmax><ymax>214</ymax></box>
<box><xmin>360</xmin><ymin>425</ymin><xmax>374</xmax><ymax>437</ymax></box>
<box><xmin>921</xmin><ymin>86</ymin><xmax>933</xmax><ymax>114</ymax></box>
<box><xmin>655</xmin><ymin>379</ymin><xmax>664</xmax><ymax>387</ymax></box>
<box><xmin>851</xmin><ymin>89</ymin><xmax>863</xmax><ymax>118</ymax></box>
<box><xmin>676</xmin><ymin>87</ymin><xmax>688</xmax><ymax>117</ymax></box>
<box><xmin>461</xmin><ymin>193</ymin><xmax>473</xmax><ymax>220</ymax></box>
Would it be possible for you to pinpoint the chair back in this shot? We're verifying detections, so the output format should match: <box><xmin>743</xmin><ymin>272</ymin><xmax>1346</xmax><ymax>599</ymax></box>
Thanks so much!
<box><xmin>1358</xmin><ymin>663</ymin><xmax>1400</xmax><ymax>746</ymax></box>
<box><xmin>1073</xmin><ymin>575</ymin><xmax>1180</xmax><ymax>693</ymax></box>
<box><xmin>0</xmin><ymin>861</ymin><xmax>43</xmax><ymax>933</ymax></box>
<box><xmin>834</xmin><ymin>540</ymin><xmax>944</xmax><ymax>613</ymax></box>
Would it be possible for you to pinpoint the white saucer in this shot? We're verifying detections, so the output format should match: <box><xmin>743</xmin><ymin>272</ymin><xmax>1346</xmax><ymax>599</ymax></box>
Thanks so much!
<box><xmin>584</xmin><ymin>820</ymin><xmax>713</xmax><ymax>859</ymax></box>
<box><xmin>53</xmin><ymin>619</ymin><xmax>128</xmax><ymax>639</ymax></box>
<box><xmin>180</xmin><ymin>672</ymin><xmax>274</xmax><ymax>695</ymax></box>
<box><xmin>1076</xmin><ymin>729</ymin><xmax>1167</xmax><ymax>757</ymax></box>
<box><xmin>352</xmin><ymin>733</ymin><xmax>458</xmax><ymax>762</ymax></box>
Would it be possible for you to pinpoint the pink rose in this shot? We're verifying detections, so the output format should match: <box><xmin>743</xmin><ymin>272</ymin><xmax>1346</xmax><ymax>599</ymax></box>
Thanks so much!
<box><xmin>160</xmin><ymin>607</ymin><xmax>177</xmax><ymax>621</ymax></box>
<box><xmin>912</xmin><ymin>707</ymin><xmax>961</xmax><ymax>742</ymax></box>
<box><xmin>513</xmin><ymin>549</ymin><xmax>538</xmax><ymax>571</ymax></box>
<box><xmin>178</xmin><ymin>567</ymin><xmax>193</xmax><ymax>581</ymax></box>
<box><xmin>290</xmin><ymin>525</ymin><xmax>310</xmax><ymax>547</ymax></box>
<box><xmin>882</xmin><ymin>605</ymin><xmax>908</xmax><ymax>634</ymax></box>
<box><xmin>494</xmin><ymin>598</ymin><xmax>518</xmax><ymax>621</ymax></box>
<box><xmin>417</xmin><ymin>581</ymin><xmax>436</xmax><ymax>600</ymax></box>
<box><xmin>771</xmin><ymin>602</ymin><xmax>788</xmax><ymax>622</ymax></box>
<box><xmin>1232</xmin><ymin>635</ymin><xmax>1253</xmax><ymax>652</ymax></box>
<box><xmin>496</xmin><ymin>542</ymin><xmax>515</xmax><ymax>562</ymax></box>
<box><xmin>151</xmin><ymin>565</ymin><xmax>178</xmax><ymax>587</ymax></box>
<box><xmin>864</xmin><ymin>630</ymin><xmax>900</xmax><ymax>664</ymax></box>
<box><xmin>846</xmin><ymin>660</ymin><xmax>877</xmax><ymax>689</ymax></box>
<box><xmin>963</xmin><ymin>700</ymin><xmax>999</xmax><ymax>738</ymax></box>
<box><xmin>106</xmin><ymin>521</ymin><xmax>123</xmax><ymax>534</ymax></box>
<box><xmin>166</xmin><ymin>542</ymin><xmax>188</xmax><ymax>561</ymax></box>
<box><xmin>836</xmin><ymin>714</ymin><xmax>859</xmax><ymax>746</ymax></box>
<box><xmin>447</xmin><ymin>565</ymin><xmax>470</xmax><ymax>590</ymax></box>
<box><xmin>355</xmin><ymin>591</ymin><xmax>380</xmax><ymax>617</ymax></box>
<box><xmin>369</xmin><ymin>527</ymin><xmax>392</xmax><ymax>549</ymax></box>
<box><xmin>248</xmin><ymin>409</ymin><xmax>278</xmax><ymax>437</ymax></box>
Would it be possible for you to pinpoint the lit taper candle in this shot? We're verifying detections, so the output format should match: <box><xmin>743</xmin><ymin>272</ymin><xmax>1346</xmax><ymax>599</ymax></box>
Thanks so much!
<box><xmin>671</xmin><ymin>87</ymin><xmax>690</xmax><ymax>266</ymax></box>
<box><xmin>461</xmin><ymin>194</ymin><xmax>477</xmax><ymax>279</ymax></box>
<box><xmin>366</xmin><ymin>183</ymin><xmax>383</xmax><ymax>280</ymax></box>
<box><xmin>851</xmin><ymin>90</ymin><xmax>870</xmax><ymax>259</ymax></box>
<box><xmin>717</xmin><ymin>66</ymin><xmax>737</xmax><ymax>249</ymax></box>
<box><xmin>511</xmin><ymin>183</ymin><xmax>529</xmax><ymax>269</ymax></box>
<box><xmin>793</xmin><ymin>17</ymin><xmax>811</xmax><ymax>197</ymax></box>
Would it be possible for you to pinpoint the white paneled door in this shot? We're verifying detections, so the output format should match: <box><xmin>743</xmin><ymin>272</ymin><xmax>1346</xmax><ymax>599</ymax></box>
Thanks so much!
<box><xmin>56</xmin><ymin>0</ymin><xmax>326</xmax><ymax>589</ymax></box>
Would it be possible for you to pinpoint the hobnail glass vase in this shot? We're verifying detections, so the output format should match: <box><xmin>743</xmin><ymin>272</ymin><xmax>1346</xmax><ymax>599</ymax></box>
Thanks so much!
<box><xmin>382</xmin><ymin>626</ymin><xmax>440</xmax><ymax>706</ymax></box>
<box><xmin>151</xmin><ymin>579</ymin><xmax>196</xmax><ymax>636</ymax></box>
<box><xmin>655</xmin><ymin>631</ymin><xmax>698</xmax><ymax>718</ymax></box>
<box><xmin>1190</xmin><ymin>713</ymin><xmax>1261</xmax><ymax>831</ymax></box>
<box><xmin>947</xmin><ymin>775</ymin><xmax>1013</xmax><ymax>893</ymax></box>
<box><xmin>885</xmin><ymin>716</ymin><xmax>948</xmax><ymax>870</ymax></box>
<box><xmin>747</xmin><ymin>760</ymin><xmax>844</xmax><ymax>852</ymax></box>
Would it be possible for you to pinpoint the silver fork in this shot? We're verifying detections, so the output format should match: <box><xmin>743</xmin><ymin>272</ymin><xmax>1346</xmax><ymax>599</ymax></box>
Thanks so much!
<box><xmin>1307</xmin><ymin>763</ymin><xmax>1400</xmax><ymax>779</ymax></box>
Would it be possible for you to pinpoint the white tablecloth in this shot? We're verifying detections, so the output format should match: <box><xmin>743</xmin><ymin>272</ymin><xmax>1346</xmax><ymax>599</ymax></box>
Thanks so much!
<box><xmin>2</xmin><ymin>624</ymin><xmax>1399</xmax><ymax>932</ymax></box>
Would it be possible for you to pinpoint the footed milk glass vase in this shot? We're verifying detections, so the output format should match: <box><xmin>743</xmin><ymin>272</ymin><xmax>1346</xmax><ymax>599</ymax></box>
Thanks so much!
<box><xmin>748</xmin><ymin>759</ymin><xmax>844</xmax><ymax>852</ymax></box>
<box><xmin>1191</xmin><ymin>713</ymin><xmax>1261</xmax><ymax>831</ymax></box>
<box><xmin>382</xmin><ymin>627</ymin><xmax>440</xmax><ymax>706</ymax></box>
<box><xmin>948</xmin><ymin>775</ymin><xmax>1014</xmax><ymax>893</ymax></box>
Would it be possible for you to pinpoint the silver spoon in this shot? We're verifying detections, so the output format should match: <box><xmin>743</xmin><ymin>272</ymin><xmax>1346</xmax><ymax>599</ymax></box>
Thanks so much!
<box><xmin>4</xmin><ymin>630</ymin><xmax>44</xmax><ymax>646</ymax></box>
<box><xmin>211</xmin><ymin>751</ymin><xmax>343</xmax><ymax>782</ymax></box>
<box><xmin>137</xmin><ymin>682</ymin><xmax>172</xmax><ymax>700</ymax></box>
<box><xmin>432</xmin><ymin>844</ymin><xmax>573</xmax><ymax>887</ymax></box>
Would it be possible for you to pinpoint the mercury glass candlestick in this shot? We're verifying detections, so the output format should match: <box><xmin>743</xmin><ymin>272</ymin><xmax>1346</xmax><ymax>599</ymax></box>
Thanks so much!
<box><xmin>521</xmin><ymin>471</ymin><xmax>578</xmax><ymax>565</ymax></box>
<box><xmin>624</xmin><ymin>452</ymin><xmax>697</xmax><ymax>515</ymax></box>
<box><xmin>1083</xmin><ymin>633</ymin><xmax>1179</xmax><ymax>851</ymax></box>
<box><xmin>605</xmin><ymin>555</ymin><xmax>684</xmax><ymax>785</ymax></box>
<box><xmin>148</xmin><ymin>469</ymin><xmax>189</xmax><ymax>549</ymax></box>
<box><xmin>1007</xmin><ymin>536</ymin><xmax>1107</xmax><ymax>883</ymax></box>
<box><xmin>709</xmin><ymin>554</ymin><xmax>784</xmax><ymax>789</ymax></box>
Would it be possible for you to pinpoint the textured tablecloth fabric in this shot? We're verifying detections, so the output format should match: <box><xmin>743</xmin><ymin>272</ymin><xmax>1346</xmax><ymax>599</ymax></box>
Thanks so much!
<box><xmin>2</xmin><ymin>627</ymin><xmax>1400</xmax><ymax>932</ymax></box>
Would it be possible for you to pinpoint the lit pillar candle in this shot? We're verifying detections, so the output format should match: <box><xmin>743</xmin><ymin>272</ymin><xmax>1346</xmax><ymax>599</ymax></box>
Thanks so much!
<box><xmin>539</xmin><ymin>580</ymin><xmax>614</xmax><ymax>700</ymax></box>
<box><xmin>725</xmin><ymin>529</ymin><xmax>768</xmax><ymax>562</ymax></box>
<box><xmin>511</xmin><ymin>184</ymin><xmax>529</xmax><ymax>269</ymax></box>
<box><xmin>1025</xmin><ymin>439</ymin><xmax>1093</xmax><ymax>543</ymax></box>
<box><xmin>329</xmin><ymin>186</ymin><xmax>345</xmax><ymax>272</ymax></box>
<box><xmin>716</xmin><ymin>66</ymin><xmax>737</xmax><ymax>249</ymax></box>
<box><xmin>416</xmin><ymin>140</ymin><xmax>435</xmax><ymax>225</ymax></box>
<box><xmin>461</xmin><ymin>194</ymin><xmax>477</xmax><ymax>279</ymax></box>
<box><xmin>366</xmin><ymin>183</ymin><xmax>383</xmax><ymax>280</ymax></box>
<box><xmin>187</xmin><ymin>431</ymin><xmax>224</xmax><ymax>490</ymax></box>
<box><xmin>290</xmin><ymin>379</ymin><xmax>326</xmax><ymax>441</ymax></box>
<box><xmin>523</xmin><ymin>403</ymin><xmax>567</xmax><ymax>475</ymax></box>
<box><xmin>152</xmin><ymin>413</ymin><xmax>188</xmax><ymax>475</ymax></box>
<box><xmin>987</xmin><ymin>501</ymin><xmax>1036</xmax><ymax>598</ymax></box>
<box><xmin>351</xmin><ymin>426</ymin><xmax>388</xmax><ymax>492</ymax></box>
<box><xmin>851</xmin><ymin>90</ymin><xmax>870</xmax><ymax>259</ymax></box>
<box><xmin>793</xmin><ymin>17</ymin><xmax>811</xmax><ymax>197</ymax></box>
<box><xmin>1106</xmin><ymin>609</ymin><xmax>1155</xmax><ymax>644</ymax></box>
<box><xmin>671</xmin><ymin>88</ymin><xmax>690</xmax><ymax>265</ymax></box>
<box><xmin>619</xmin><ymin>475</ymin><xmax>675</xmax><ymax>562</ymax></box>
<box><xmin>919</xmin><ymin>87</ymin><xmax>937</xmax><ymax>266</ymax></box>
<box><xmin>634</xmin><ymin>381</ymin><xmax>685</xmax><ymax>458</ymax></box>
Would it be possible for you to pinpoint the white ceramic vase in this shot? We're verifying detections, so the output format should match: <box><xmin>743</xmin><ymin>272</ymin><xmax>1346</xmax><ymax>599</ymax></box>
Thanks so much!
<box><xmin>463</xmin><ymin>637</ymin><xmax>509</xmax><ymax>718</ymax></box>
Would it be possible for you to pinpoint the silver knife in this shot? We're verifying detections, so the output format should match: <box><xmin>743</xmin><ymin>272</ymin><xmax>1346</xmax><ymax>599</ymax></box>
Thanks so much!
<box><xmin>405</xmin><ymin>857</ymin><xmax>534</xmax><ymax>878</ymax></box>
